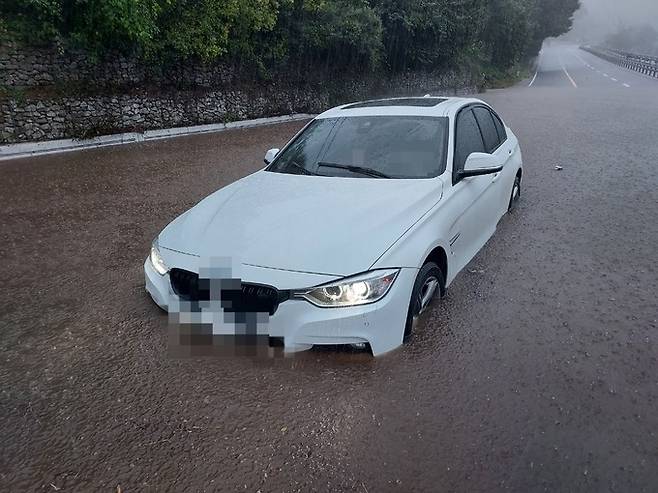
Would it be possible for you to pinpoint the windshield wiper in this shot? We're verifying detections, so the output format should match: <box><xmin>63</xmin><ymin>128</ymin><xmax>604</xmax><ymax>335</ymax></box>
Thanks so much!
<box><xmin>287</xmin><ymin>160</ymin><xmax>319</xmax><ymax>176</ymax></box>
<box><xmin>317</xmin><ymin>162</ymin><xmax>391</xmax><ymax>179</ymax></box>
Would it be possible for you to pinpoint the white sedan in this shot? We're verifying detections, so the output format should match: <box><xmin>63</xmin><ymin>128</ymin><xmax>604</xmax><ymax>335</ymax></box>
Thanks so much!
<box><xmin>145</xmin><ymin>97</ymin><xmax>523</xmax><ymax>356</ymax></box>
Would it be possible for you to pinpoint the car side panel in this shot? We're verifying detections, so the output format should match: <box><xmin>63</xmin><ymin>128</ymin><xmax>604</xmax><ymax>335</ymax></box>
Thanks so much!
<box><xmin>372</xmin><ymin>107</ymin><xmax>523</xmax><ymax>288</ymax></box>
<box><xmin>369</xmin><ymin>179</ymin><xmax>459</xmax><ymax>287</ymax></box>
<box><xmin>493</xmin><ymin>129</ymin><xmax>522</xmax><ymax>220</ymax></box>
<box><xmin>445</xmin><ymin>172</ymin><xmax>500</xmax><ymax>276</ymax></box>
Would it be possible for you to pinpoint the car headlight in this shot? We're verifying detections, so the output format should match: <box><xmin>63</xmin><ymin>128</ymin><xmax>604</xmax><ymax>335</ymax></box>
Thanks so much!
<box><xmin>149</xmin><ymin>240</ymin><xmax>169</xmax><ymax>275</ymax></box>
<box><xmin>296</xmin><ymin>269</ymin><xmax>399</xmax><ymax>307</ymax></box>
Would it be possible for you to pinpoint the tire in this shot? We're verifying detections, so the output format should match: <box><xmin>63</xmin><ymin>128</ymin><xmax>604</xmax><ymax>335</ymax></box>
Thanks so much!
<box><xmin>508</xmin><ymin>173</ymin><xmax>521</xmax><ymax>211</ymax></box>
<box><xmin>404</xmin><ymin>262</ymin><xmax>445</xmax><ymax>341</ymax></box>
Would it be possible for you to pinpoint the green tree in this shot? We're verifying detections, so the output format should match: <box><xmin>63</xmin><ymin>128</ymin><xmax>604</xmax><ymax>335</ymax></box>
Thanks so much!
<box><xmin>372</xmin><ymin>0</ymin><xmax>488</xmax><ymax>72</ymax></box>
<box><xmin>1</xmin><ymin>0</ymin><xmax>582</xmax><ymax>75</ymax></box>
<box><xmin>63</xmin><ymin>0</ymin><xmax>161</xmax><ymax>55</ymax></box>
<box><xmin>484</xmin><ymin>0</ymin><xmax>532</xmax><ymax>67</ymax></box>
<box><xmin>526</xmin><ymin>0</ymin><xmax>580</xmax><ymax>56</ymax></box>
<box><xmin>1</xmin><ymin>0</ymin><xmax>62</xmax><ymax>44</ymax></box>
<box><xmin>154</xmin><ymin>0</ymin><xmax>280</xmax><ymax>62</ymax></box>
<box><xmin>271</xmin><ymin>0</ymin><xmax>383</xmax><ymax>72</ymax></box>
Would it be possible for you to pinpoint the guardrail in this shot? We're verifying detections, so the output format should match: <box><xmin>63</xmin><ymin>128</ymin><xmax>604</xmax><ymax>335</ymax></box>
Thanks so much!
<box><xmin>580</xmin><ymin>45</ymin><xmax>658</xmax><ymax>78</ymax></box>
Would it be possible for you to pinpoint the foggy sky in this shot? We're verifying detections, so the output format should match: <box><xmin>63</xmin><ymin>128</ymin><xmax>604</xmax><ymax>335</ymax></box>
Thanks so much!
<box><xmin>566</xmin><ymin>0</ymin><xmax>658</xmax><ymax>43</ymax></box>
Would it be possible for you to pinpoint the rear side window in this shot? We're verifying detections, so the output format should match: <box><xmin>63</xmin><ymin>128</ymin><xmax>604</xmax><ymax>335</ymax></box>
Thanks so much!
<box><xmin>473</xmin><ymin>107</ymin><xmax>501</xmax><ymax>153</ymax></box>
<box><xmin>491</xmin><ymin>110</ymin><xmax>507</xmax><ymax>142</ymax></box>
<box><xmin>454</xmin><ymin>108</ymin><xmax>485</xmax><ymax>178</ymax></box>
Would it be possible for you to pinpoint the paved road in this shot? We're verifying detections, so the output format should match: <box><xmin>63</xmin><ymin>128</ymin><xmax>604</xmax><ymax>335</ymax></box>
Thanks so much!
<box><xmin>531</xmin><ymin>43</ymin><xmax>658</xmax><ymax>89</ymax></box>
<box><xmin>1</xmin><ymin>43</ymin><xmax>657</xmax><ymax>492</ymax></box>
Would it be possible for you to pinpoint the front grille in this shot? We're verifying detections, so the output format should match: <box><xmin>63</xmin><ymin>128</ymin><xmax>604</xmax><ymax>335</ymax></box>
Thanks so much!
<box><xmin>169</xmin><ymin>269</ymin><xmax>283</xmax><ymax>315</ymax></box>
<box><xmin>169</xmin><ymin>269</ymin><xmax>204</xmax><ymax>300</ymax></box>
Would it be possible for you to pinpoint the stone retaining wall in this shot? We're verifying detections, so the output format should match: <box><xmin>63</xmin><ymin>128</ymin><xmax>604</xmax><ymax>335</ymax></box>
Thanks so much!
<box><xmin>0</xmin><ymin>41</ymin><xmax>237</xmax><ymax>88</ymax></box>
<box><xmin>1</xmin><ymin>41</ymin><xmax>477</xmax><ymax>144</ymax></box>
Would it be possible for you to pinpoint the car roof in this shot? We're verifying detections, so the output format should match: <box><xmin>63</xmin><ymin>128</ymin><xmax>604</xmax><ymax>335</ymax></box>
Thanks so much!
<box><xmin>316</xmin><ymin>96</ymin><xmax>486</xmax><ymax>119</ymax></box>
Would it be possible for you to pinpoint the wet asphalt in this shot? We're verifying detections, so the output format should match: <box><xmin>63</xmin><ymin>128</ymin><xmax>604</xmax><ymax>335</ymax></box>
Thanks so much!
<box><xmin>1</xmin><ymin>44</ymin><xmax>657</xmax><ymax>492</ymax></box>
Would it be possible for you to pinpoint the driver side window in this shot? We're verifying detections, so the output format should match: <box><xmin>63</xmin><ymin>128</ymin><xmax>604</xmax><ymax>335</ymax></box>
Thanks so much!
<box><xmin>453</xmin><ymin>108</ymin><xmax>485</xmax><ymax>183</ymax></box>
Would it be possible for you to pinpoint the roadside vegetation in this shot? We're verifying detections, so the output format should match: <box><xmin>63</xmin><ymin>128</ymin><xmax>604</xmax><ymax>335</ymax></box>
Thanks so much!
<box><xmin>2</xmin><ymin>0</ymin><xmax>580</xmax><ymax>86</ymax></box>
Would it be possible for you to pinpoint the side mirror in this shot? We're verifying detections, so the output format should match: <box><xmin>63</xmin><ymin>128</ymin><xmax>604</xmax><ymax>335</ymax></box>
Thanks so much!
<box><xmin>264</xmin><ymin>148</ymin><xmax>280</xmax><ymax>165</ymax></box>
<box><xmin>458</xmin><ymin>152</ymin><xmax>503</xmax><ymax>179</ymax></box>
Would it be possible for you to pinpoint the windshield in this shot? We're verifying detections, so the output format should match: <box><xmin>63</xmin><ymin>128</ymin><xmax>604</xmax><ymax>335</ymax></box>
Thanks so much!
<box><xmin>266</xmin><ymin>116</ymin><xmax>448</xmax><ymax>179</ymax></box>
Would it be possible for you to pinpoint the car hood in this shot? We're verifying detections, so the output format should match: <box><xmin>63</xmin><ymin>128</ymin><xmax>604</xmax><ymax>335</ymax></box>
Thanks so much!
<box><xmin>159</xmin><ymin>171</ymin><xmax>443</xmax><ymax>276</ymax></box>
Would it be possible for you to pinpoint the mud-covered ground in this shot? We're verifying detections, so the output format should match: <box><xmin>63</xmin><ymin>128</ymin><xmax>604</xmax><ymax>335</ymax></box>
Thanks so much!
<box><xmin>1</xmin><ymin>44</ymin><xmax>657</xmax><ymax>491</ymax></box>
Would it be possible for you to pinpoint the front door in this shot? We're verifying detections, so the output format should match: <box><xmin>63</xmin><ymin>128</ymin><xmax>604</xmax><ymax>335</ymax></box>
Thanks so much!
<box><xmin>447</xmin><ymin>107</ymin><xmax>502</xmax><ymax>273</ymax></box>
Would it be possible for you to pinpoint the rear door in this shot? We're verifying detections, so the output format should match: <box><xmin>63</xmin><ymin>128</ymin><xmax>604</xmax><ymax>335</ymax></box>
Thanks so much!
<box><xmin>473</xmin><ymin>106</ymin><xmax>515</xmax><ymax>219</ymax></box>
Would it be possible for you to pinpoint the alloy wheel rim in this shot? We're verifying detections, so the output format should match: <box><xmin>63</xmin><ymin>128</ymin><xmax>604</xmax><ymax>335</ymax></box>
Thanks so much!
<box><xmin>418</xmin><ymin>277</ymin><xmax>438</xmax><ymax>315</ymax></box>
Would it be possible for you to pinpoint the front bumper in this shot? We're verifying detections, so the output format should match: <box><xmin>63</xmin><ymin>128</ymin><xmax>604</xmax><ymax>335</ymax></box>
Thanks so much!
<box><xmin>145</xmin><ymin>258</ymin><xmax>416</xmax><ymax>356</ymax></box>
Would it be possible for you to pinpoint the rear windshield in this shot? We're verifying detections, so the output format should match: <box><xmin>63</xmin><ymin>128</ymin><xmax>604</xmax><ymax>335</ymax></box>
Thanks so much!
<box><xmin>267</xmin><ymin>116</ymin><xmax>448</xmax><ymax>179</ymax></box>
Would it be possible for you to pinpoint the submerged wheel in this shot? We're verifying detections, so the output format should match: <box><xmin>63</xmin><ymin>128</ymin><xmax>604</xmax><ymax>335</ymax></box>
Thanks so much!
<box><xmin>404</xmin><ymin>262</ymin><xmax>445</xmax><ymax>341</ymax></box>
<box><xmin>508</xmin><ymin>173</ymin><xmax>521</xmax><ymax>211</ymax></box>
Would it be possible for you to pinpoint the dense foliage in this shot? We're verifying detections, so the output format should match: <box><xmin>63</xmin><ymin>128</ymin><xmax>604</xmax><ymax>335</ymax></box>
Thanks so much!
<box><xmin>1</xmin><ymin>0</ymin><xmax>580</xmax><ymax>73</ymax></box>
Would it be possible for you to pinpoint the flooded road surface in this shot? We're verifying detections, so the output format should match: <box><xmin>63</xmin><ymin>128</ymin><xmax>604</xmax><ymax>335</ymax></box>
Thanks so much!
<box><xmin>2</xmin><ymin>47</ymin><xmax>658</xmax><ymax>491</ymax></box>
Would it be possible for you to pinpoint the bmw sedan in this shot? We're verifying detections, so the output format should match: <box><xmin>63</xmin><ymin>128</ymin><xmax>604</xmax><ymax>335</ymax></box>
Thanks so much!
<box><xmin>145</xmin><ymin>97</ymin><xmax>523</xmax><ymax>356</ymax></box>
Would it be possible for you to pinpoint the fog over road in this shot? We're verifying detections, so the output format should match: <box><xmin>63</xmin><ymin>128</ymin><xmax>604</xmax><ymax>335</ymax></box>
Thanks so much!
<box><xmin>531</xmin><ymin>42</ymin><xmax>658</xmax><ymax>89</ymax></box>
<box><xmin>1</xmin><ymin>43</ymin><xmax>657</xmax><ymax>492</ymax></box>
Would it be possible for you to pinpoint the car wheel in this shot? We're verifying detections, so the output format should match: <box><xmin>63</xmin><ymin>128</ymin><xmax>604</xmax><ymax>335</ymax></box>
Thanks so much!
<box><xmin>404</xmin><ymin>262</ymin><xmax>445</xmax><ymax>341</ymax></box>
<box><xmin>508</xmin><ymin>173</ymin><xmax>521</xmax><ymax>211</ymax></box>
